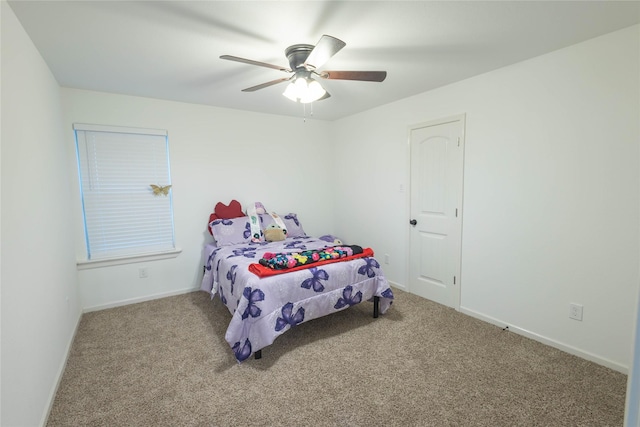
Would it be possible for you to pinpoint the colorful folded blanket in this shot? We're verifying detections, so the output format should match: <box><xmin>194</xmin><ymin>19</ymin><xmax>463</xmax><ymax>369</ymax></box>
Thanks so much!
<box><xmin>259</xmin><ymin>245</ymin><xmax>364</xmax><ymax>270</ymax></box>
<box><xmin>249</xmin><ymin>246</ymin><xmax>373</xmax><ymax>277</ymax></box>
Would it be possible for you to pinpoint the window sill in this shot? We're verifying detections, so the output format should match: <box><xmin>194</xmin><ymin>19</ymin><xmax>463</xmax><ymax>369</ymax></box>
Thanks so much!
<box><xmin>76</xmin><ymin>248</ymin><xmax>182</xmax><ymax>270</ymax></box>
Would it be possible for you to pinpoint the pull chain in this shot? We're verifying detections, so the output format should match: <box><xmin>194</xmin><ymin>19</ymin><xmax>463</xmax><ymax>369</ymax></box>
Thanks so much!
<box><xmin>301</xmin><ymin>102</ymin><xmax>315</xmax><ymax>122</ymax></box>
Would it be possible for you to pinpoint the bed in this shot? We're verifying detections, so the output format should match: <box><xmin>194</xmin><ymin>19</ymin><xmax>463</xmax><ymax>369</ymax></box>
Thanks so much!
<box><xmin>200</xmin><ymin>209</ymin><xmax>394</xmax><ymax>362</ymax></box>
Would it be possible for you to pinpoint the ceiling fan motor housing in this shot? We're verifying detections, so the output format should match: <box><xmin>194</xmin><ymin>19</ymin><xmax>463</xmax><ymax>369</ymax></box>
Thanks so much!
<box><xmin>285</xmin><ymin>44</ymin><xmax>314</xmax><ymax>70</ymax></box>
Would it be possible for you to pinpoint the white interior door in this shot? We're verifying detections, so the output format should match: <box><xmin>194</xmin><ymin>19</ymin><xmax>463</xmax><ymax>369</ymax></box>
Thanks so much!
<box><xmin>409</xmin><ymin>116</ymin><xmax>465</xmax><ymax>309</ymax></box>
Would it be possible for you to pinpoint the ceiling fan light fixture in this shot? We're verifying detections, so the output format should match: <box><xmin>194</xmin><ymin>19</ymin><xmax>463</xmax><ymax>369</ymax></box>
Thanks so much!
<box><xmin>282</xmin><ymin>76</ymin><xmax>326</xmax><ymax>104</ymax></box>
<box><xmin>282</xmin><ymin>81</ymin><xmax>299</xmax><ymax>102</ymax></box>
<box><xmin>302</xmin><ymin>79</ymin><xmax>326</xmax><ymax>103</ymax></box>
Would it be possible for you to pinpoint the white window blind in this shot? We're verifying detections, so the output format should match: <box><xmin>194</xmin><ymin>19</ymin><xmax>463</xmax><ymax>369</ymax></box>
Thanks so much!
<box><xmin>74</xmin><ymin>124</ymin><xmax>175</xmax><ymax>260</ymax></box>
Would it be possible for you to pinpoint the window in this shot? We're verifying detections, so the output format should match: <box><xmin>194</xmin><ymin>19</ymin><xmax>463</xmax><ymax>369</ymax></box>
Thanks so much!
<box><xmin>74</xmin><ymin>124</ymin><xmax>175</xmax><ymax>260</ymax></box>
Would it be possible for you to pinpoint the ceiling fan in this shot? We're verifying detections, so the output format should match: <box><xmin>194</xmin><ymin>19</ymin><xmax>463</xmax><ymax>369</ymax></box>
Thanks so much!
<box><xmin>220</xmin><ymin>35</ymin><xmax>387</xmax><ymax>103</ymax></box>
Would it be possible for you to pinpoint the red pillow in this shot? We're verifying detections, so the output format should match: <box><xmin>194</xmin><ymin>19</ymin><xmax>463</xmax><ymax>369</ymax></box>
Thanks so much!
<box><xmin>207</xmin><ymin>200</ymin><xmax>245</xmax><ymax>235</ymax></box>
<box><xmin>214</xmin><ymin>200</ymin><xmax>244</xmax><ymax>219</ymax></box>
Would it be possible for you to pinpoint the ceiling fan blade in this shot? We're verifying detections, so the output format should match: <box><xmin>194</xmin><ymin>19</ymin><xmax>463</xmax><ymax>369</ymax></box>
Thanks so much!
<box><xmin>319</xmin><ymin>70</ymin><xmax>387</xmax><ymax>82</ymax></box>
<box><xmin>304</xmin><ymin>35</ymin><xmax>346</xmax><ymax>70</ymax></box>
<box><xmin>241</xmin><ymin>77</ymin><xmax>291</xmax><ymax>92</ymax></box>
<box><xmin>220</xmin><ymin>55</ymin><xmax>291</xmax><ymax>73</ymax></box>
<box><xmin>318</xmin><ymin>91</ymin><xmax>331</xmax><ymax>101</ymax></box>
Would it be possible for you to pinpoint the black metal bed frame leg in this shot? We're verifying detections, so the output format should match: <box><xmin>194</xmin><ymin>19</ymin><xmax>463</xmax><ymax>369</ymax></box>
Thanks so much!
<box><xmin>255</xmin><ymin>350</ymin><xmax>262</xmax><ymax>360</ymax></box>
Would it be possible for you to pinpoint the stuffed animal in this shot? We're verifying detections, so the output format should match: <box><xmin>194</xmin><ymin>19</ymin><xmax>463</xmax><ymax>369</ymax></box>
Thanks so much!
<box><xmin>264</xmin><ymin>224</ymin><xmax>286</xmax><ymax>242</ymax></box>
<box><xmin>247</xmin><ymin>201</ymin><xmax>266</xmax><ymax>215</ymax></box>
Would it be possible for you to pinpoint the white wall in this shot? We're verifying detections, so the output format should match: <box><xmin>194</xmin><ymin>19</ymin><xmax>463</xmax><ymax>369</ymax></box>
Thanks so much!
<box><xmin>332</xmin><ymin>25</ymin><xmax>640</xmax><ymax>371</ymax></box>
<box><xmin>60</xmin><ymin>89</ymin><xmax>334</xmax><ymax>310</ymax></box>
<box><xmin>1</xmin><ymin>2</ymin><xmax>81</xmax><ymax>426</ymax></box>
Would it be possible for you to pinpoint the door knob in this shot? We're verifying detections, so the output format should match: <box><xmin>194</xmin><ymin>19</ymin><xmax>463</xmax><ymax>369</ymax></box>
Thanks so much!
<box><xmin>409</xmin><ymin>219</ymin><xmax>417</xmax><ymax>226</ymax></box>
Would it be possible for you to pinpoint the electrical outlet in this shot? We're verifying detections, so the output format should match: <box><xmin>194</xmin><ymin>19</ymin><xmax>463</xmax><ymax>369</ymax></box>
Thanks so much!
<box><xmin>139</xmin><ymin>267</ymin><xmax>149</xmax><ymax>279</ymax></box>
<box><xmin>384</xmin><ymin>254</ymin><xmax>390</xmax><ymax>264</ymax></box>
<box><xmin>569</xmin><ymin>303</ymin><xmax>583</xmax><ymax>321</ymax></box>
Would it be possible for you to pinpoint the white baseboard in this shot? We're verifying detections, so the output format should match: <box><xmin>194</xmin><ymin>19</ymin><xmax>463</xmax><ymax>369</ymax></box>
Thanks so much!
<box><xmin>40</xmin><ymin>310</ymin><xmax>82</xmax><ymax>427</ymax></box>
<box><xmin>459</xmin><ymin>306</ymin><xmax>628</xmax><ymax>374</ymax></box>
<box><xmin>389</xmin><ymin>280</ymin><xmax>406</xmax><ymax>290</ymax></box>
<box><xmin>82</xmin><ymin>287</ymin><xmax>200</xmax><ymax>313</ymax></box>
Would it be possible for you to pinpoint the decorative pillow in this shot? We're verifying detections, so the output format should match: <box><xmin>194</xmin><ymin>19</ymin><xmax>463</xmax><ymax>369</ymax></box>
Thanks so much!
<box><xmin>214</xmin><ymin>200</ymin><xmax>244</xmax><ymax>219</ymax></box>
<box><xmin>207</xmin><ymin>213</ymin><xmax>220</xmax><ymax>235</ymax></box>
<box><xmin>207</xmin><ymin>200</ymin><xmax>245</xmax><ymax>235</ymax></box>
<box><xmin>210</xmin><ymin>217</ymin><xmax>253</xmax><ymax>246</ymax></box>
<box><xmin>260</xmin><ymin>213</ymin><xmax>306</xmax><ymax>238</ymax></box>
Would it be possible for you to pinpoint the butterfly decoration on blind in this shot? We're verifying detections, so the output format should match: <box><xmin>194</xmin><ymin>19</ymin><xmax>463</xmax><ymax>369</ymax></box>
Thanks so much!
<box><xmin>150</xmin><ymin>184</ymin><xmax>172</xmax><ymax>196</ymax></box>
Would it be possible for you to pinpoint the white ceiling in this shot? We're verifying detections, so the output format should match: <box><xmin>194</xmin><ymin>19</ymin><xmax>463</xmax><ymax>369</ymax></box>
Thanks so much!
<box><xmin>8</xmin><ymin>1</ymin><xmax>640</xmax><ymax>121</ymax></box>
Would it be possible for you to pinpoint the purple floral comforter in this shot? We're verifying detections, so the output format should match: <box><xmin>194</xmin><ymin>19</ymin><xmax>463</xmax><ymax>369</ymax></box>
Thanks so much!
<box><xmin>200</xmin><ymin>237</ymin><xmax>394</xmax><ymax>362</ymax></box>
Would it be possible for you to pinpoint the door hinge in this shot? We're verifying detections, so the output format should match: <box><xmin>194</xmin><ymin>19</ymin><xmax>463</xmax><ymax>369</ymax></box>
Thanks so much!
<box><xmin>455</xmin><ymin>208</ymin><xmax>458</xmax><ymax>217</ymax></box>
<box><xmin>457</xmin><ymin>137</ymin><xmax>460</xmax><ymax>147</ymax></box>
<box><xmin>453</xmin><ymin>276</ymin><xmax>456</xmax><ymax>285</ymax></box>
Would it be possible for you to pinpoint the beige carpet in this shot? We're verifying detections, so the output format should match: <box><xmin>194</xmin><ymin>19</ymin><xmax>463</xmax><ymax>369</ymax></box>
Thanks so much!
<box><xmin>47</xmin><ymin>288</ymin><xmax>626</xmax><ymax>426</ymax></box>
